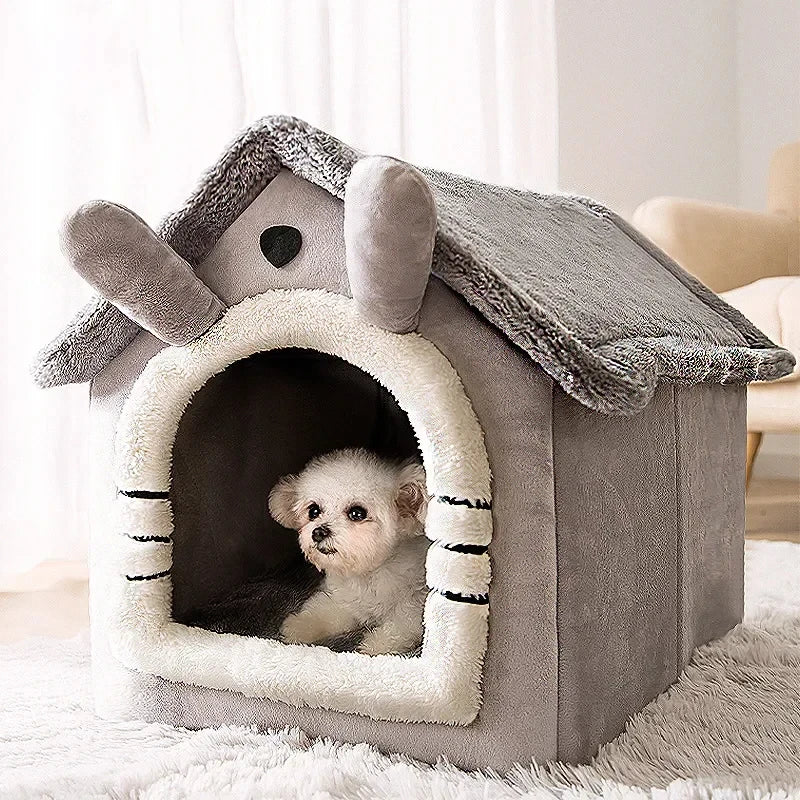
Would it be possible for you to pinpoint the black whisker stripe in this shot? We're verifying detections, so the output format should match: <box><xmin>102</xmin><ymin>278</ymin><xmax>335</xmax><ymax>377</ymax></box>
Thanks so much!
<box><xmin>435</xmin><ymin>588</ymin><xmax>489</xmax><ymax>605</ymax></box>
<box><xmin>125</xmin><ymin>569</ymin><xmax>171</xmax><ymax>582</ymax></box>
<box><xmin>436</xmin><ymin>495</ymin><xmax>492</xmax><ymax>510</ymax></box>
<box><xmin>438</xmin><ymin>542</ymin><xmax>489</xmax><ymax>555</ymax></box>
<box><xmin>119</xmin><ymin>489</ymin><xmax>169</xmax><ymax>500</ymax></box>
<box><xmin>124</xmin><ymin>533</ymin><xmax>171</xmax><ymax>544</ymax></box>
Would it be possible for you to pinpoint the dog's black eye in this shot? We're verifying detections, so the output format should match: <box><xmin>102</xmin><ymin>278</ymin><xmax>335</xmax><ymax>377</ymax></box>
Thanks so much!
<box><xmin>260</xmin><ymin>225</ymin><xmax>302</xmax><ymax>268</ymax></box>
<box><xmin>308</xmin><ymin>503</ymin><xmax>322</xmax><ymax>520</ymax></box>
<box><xmin>347</xmin><ymin>505</ymin><xmax>367</xmax><ymax>521</ymax></box>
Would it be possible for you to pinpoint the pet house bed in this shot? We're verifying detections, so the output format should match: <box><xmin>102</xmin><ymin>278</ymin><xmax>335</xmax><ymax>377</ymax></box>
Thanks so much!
<box><xmin>34</xmin><ymin>116</ymin><xmax>794</xmax><ymax>770</ymax></box>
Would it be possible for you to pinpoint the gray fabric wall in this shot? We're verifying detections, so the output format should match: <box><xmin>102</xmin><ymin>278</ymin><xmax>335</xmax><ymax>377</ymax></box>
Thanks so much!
<box><xmin>553</xmin><ymin>385</ymin><xmax>679</xmax><ymax>761</ymax></box>
<box><xmin>552</xmin><ymin>382</ymin><xmax>745</xmax><ymax>762</ymax></box>
<box><xmin>674</xmin><ymin>384</ymin><xmax>745</xmax><ymax>666</ymax></box>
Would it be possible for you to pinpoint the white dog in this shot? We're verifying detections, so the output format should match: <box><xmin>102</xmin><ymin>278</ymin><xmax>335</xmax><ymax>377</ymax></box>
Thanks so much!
<box><xmin>268</xmin><ymin>448</ymin><xmax>429</xmax><ymax>655</ymax></box>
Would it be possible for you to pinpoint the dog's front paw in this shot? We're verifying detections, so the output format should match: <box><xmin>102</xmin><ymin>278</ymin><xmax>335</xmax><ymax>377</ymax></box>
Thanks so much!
<box><xmin>356</xmin><ymin>636</ymin><xmax>389</xmax><ymax>656</ymax></box>
<box><xmin>357</xmin><ymin>615</ymin><xmax>423</xmax><ymax>656</ymax></box>
<box><xmin>357</xmin><ymin>628</ymin><xmax>402</xmax><ymax>656</ymax></box>
<box><xmin>279</xmin><ymin>613</ymin><xmax>322</xmax><ymax>645</ymax></box>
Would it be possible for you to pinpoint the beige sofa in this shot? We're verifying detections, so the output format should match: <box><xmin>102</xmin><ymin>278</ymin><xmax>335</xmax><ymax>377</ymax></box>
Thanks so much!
<box><xmin>633</xmin><ymin>141</ymin><xmax>799</xmax><ymax>481</ymax></box>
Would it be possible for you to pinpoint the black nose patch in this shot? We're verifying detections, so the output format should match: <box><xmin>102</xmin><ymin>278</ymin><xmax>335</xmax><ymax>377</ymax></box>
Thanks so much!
<box><xmin>259</xmin><ymin>225</ymin><xmax>302</xmax><ymax>268</ymax></box>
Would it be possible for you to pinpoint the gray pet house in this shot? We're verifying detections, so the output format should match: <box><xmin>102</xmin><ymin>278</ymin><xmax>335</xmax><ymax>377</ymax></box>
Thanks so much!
<box><xmin>34</xmin><ymin>117</ymin><xmax>793</xmax><ymax>770</ymax></box>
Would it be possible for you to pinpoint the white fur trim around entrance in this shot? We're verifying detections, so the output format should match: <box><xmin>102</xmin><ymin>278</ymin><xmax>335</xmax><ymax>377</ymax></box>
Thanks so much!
<box><xmin>108</xmin><ymin>289</ymin><xmax>492</xmax><ymax>725</ymax></box>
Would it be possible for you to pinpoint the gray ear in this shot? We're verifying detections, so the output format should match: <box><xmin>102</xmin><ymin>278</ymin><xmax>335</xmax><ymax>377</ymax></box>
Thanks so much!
<box><xmin>344</xmin><ymin>156</ymin><xmax>436</xmax><ymax>333</ymax></box>
<box><xmin>61</xmin><ymin>201</ymin><xmax>225</xmax><ymax>345</ymax></box>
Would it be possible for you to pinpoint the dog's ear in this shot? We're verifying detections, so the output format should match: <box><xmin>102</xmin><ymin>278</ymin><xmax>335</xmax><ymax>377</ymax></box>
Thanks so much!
<box><xmin>268</xmin><ymin>474</ymin><xmax>301</xmax><ymax>530</ymax></box>
<box><xmin>396</xmin><ymin>460</ymin><xmax>429</xmax><ymax>527</ymax></box>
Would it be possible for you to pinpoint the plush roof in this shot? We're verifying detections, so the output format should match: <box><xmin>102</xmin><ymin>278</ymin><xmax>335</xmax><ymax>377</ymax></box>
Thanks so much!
<box><xmin>33</xmin><ymin>115</ymin><xmax>794</xmax><ymax>414</ymax></box>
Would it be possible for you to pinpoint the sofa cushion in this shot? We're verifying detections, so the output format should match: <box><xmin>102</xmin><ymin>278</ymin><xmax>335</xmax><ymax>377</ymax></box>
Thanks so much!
<box><xmin>723</xmin><ymin>276</ymin><xmax>799</xmax><ymax>383</ymax></box>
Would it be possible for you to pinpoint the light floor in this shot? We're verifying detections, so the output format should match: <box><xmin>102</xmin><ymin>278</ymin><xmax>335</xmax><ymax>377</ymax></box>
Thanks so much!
<box><xmin>2</xmin><ymin>481</ymin><xmax>797</xmax><ymax>645</ymax></box>
<box><xmin>745</xmin><ymin>478</ymin><xmax>800</xmax><ymax>542</ymax></box>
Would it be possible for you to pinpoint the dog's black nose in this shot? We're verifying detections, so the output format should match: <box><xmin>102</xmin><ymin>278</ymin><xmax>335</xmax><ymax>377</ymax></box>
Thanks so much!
<box><xmin>311</xmin><ymin>526</ymin><xmax>330</xmax><ymax>543</ymax></box>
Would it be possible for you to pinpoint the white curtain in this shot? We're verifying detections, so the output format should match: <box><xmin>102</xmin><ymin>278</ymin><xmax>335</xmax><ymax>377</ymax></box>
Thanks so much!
<box><xmin>0</xmin><ymin>0</ymin><xmax>557</xmax><ymax>579</ymax></box>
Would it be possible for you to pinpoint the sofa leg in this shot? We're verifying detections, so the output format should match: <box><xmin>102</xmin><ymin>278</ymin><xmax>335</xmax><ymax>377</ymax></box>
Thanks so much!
<box><xmin>746</xmin><ymin>432</ymin><xmax>762</xmax><ymax>487</ymax></box>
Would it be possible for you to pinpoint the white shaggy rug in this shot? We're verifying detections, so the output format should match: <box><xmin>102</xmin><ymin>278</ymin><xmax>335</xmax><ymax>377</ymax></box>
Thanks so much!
<box><xmin>1</xmin><ymin>540</ymin><xmax>798</xmax><ymax>800</ymax></box>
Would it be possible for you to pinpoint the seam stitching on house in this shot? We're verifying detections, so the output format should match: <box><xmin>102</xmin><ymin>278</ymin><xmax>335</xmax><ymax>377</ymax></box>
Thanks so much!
<box><xmin>552</xmin><ymin>380</ymin><xmax>561</xmax><ymax>758</ymax></box>
<box><xmin>673</xmin><ymin>385</ymin><xmax>683</xmax><ymax>681</ymax></box>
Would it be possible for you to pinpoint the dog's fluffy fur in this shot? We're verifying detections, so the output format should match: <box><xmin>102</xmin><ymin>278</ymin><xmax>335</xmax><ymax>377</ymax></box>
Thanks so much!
<box><xmin>268</xmin><ymin>448</ymin><xmax>429</xmax><ymax>655</ymax></box>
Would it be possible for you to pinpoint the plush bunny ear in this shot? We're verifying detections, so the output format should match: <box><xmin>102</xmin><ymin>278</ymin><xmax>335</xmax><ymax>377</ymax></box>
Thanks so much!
<box><xmin>60</xmin><ymin>201</ymin><xmax>225</xmax><ymax>345</ymax></box>
<box><xmin>344</xmin><ymin>156</ymin><xmax>436</xmax><ymax>333</ymax></box>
